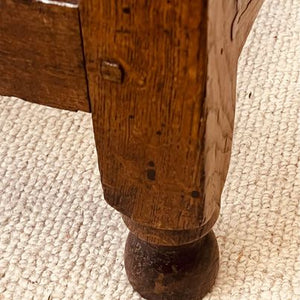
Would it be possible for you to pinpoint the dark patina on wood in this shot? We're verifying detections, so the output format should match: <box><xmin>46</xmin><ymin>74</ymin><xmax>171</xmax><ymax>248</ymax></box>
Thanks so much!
<box><xmin>125</xmin><ymin>231</ymin><xmax>219</xmax><ymax>300</ymax></box>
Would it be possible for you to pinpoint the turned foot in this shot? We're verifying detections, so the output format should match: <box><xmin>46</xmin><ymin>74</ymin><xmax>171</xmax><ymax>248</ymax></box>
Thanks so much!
<box><xmin>124</xmin><ymin>231</ymin><xmax>219</xmax><ymax>300</ymax></box>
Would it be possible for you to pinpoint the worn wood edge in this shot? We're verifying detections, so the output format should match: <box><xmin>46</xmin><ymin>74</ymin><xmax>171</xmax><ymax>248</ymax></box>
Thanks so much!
<box><xmin>202</xmin><ymin>0</ymin><xmax>265</xmax><ymax>226</ymax></box>
<box><xmin>34</xmin><ymin>0</ymin><xmax>79</xmax><ymax>8</ymax></box>
<box><xmin>233</xmin><ymin>0</ymin><xmax>266</xmax><ymax>55</ymax></box>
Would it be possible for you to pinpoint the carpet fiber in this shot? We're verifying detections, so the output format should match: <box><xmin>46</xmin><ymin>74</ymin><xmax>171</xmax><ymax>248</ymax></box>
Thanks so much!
<box><xmin>0</xmin><ymin>0</ymin><xmax>299</xmax><ymax>299</ymax></box>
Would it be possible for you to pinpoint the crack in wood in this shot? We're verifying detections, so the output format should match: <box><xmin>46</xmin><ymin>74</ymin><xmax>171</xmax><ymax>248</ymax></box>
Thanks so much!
<box><xmin>231</xmin><ymin>0</ymin><xmax>255</xmax><ymax>40</ymax></box>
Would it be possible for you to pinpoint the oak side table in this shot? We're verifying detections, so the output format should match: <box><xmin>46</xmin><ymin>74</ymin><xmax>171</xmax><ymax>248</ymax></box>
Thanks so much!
<box><xmin>0</xmin><ymin>0</ymin><xmax>264</xmax><ymax>299</ymax></box>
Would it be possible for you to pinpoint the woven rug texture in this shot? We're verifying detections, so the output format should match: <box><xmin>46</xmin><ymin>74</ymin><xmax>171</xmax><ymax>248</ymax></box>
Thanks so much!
<box><xmin>0</xmin><ymin>0</ymin><xmax>300</xmax><ymax>299</ymax></box>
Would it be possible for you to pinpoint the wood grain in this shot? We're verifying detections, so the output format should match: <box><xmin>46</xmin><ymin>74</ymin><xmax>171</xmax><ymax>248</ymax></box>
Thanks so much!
<box><xmin>203</xmin><ymin>0</ymin><xmax>264</xmax><ymax>224</ymax></box>
<box><xmin>80</xmin><ymin>0</ymin><xmax>209</xmax><ymax>232</ymax></box>
<box><xmin>79</xmin><ymin>1</ymin><xmax>264</xmax><ymax>298</ymax></box>
<box><xmin>79</xmin><ymin>0</ymin><xmax>264</xmax><ymax>242</ymax></box>
<box><xmin>122</xmin><ymin>209</ymin><xmax>219</xmax><ymax>246</ymax></box>
<box><xmin>0</xmin><ymin>0</ymin><xmax>90</xmax><ymax>112</ymax></box>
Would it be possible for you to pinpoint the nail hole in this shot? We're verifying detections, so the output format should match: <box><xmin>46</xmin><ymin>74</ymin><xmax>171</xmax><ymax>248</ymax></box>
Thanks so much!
<box><xmin>122</xmin><ymin>7</ymin><xmax>131</xmax><ymax>14</ymax></box>
<box><xmin>147</xmin><ymin>169</ymin><xmax>156</xmax><ymax>181</ymax></box>
<box><xmin>148</xmin><ymin>161</ymin><xmax>155</xmax><ymax>167</ymax></box>
<box><xmin>191</xmin><ymin>191</ymin><xmax>200</xmax><ymax>198</ymax></box>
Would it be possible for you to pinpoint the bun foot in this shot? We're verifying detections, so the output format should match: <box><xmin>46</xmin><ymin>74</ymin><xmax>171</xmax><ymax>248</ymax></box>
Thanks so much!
<box><xmin>124</xmin><ymin>231</ymin><xmax>219</xmax><ymax>300</ymax></box>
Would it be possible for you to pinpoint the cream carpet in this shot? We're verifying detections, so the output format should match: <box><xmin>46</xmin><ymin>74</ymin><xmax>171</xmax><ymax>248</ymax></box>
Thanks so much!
<box><xmin>0</xmin><ymin>0</ymin><xmax>299</xmax><ymax>299</ymax></box>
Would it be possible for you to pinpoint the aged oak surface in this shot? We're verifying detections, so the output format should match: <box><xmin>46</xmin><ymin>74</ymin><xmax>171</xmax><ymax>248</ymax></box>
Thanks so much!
<box><xmin>79</xmin><ymin>0</ymin><xmax>264</xmax><ymax>239</ymax></box>
<box><xmin>0</xmin><ymin>0</ymin><xmax>90</xmax><ymax>112</ymax></box>
<box><xmin>79</xmin><ymin>0</ymin><xmax>264</xmax><ymax>298</ymax></box>
<box><xmin>80</xmin><ymin>0</ymin><xmax>209</xmax><ymax>233</ymax></box>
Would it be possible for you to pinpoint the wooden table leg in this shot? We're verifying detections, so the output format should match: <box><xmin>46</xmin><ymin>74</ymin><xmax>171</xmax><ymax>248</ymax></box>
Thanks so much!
<box><xmin>79</xmin><ymin>1</ymin><xmax>264</xmax><ymax>299</ymax></box>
